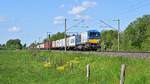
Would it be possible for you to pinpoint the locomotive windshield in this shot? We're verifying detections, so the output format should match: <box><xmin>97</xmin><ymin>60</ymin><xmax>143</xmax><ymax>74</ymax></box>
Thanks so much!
<box><xmin>88</xmin><ymin>31</ymin><xmax>100</xmax><ymax>39</ymax></box>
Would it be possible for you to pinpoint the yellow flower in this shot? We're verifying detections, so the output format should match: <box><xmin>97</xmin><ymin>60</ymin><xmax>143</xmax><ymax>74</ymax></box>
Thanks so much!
<box><xmin>43</xmin><ymin>62</ymin><xmax>51</xmax><ymax>68</ymax></box>
<box><xmin>56</xmin><ymin>66</ymin><xmax>65</xmax><ymax>72</ymax></box>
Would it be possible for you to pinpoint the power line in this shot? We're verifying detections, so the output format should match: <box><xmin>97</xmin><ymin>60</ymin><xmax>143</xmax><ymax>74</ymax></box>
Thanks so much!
<box><xmin>66</xmin><ymin>19</ymin><xmax>85</xmax><ymax>31</ymax></box>
<box><xmin>118</xmin><ymin>1</ymin><xmax>150</xmax><ymax>17</ymax></box>
<box><xmin>99</xmin><ymin>20</ymin><xmax>115</xmax><ymax>29</ymax></box>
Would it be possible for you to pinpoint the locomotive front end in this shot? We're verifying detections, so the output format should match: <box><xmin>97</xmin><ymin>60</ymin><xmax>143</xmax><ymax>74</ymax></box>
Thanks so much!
<box><xmin>87</xmin><ymin>30</ymin><xmax>101</xmax><ymax>50</ymax></box>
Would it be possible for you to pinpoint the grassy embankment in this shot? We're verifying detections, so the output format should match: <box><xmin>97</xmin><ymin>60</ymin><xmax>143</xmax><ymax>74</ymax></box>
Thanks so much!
<box><xmin>0</xmin><ymin>50</ymin><xmax>150</xmax><ymax>84</ymax></box>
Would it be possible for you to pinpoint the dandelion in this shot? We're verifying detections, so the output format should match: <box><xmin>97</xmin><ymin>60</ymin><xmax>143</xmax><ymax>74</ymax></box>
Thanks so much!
<box><xmin>56</xmin><ymin>63</ymin><xmax>69</xmax><ymax>72</ymax></box>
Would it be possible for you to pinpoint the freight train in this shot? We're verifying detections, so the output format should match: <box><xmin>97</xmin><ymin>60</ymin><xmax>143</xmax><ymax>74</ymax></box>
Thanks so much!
<box><xmin>36</xmin><ymin>30</ymin><xmax>101</xmax><ymax>51</ymax></box>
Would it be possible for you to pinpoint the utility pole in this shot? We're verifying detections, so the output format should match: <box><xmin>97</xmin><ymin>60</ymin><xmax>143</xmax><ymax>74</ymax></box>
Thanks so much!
<box><xmin>47</xmin><ymin>32</ymin><xmax>51</xmax><ymax>51</ymax></box>
<box><xmin>65</xmin><ymin>18</ymin><xmax>67</xmax><ymax>52</ymax></box>
<box><xmin>63</xmin><ymin>18</ymin><xmax>83</xmax><ymax>52</ymax></box>
<box><xmin>113</xmin><ymin>19</ymin><xmax>120</xmax><ymax>51</ymax></box>
<box><xmin>100</xmin><ymin>19</ymin><xmax>120</xmax><ymax>51</ymax></box>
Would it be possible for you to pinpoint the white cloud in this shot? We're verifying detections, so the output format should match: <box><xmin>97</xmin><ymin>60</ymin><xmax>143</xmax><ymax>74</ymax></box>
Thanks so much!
<box><xmin>8</xmin><ymin>26</ymin><xmax>21</xmax><ymax>33</ymax></box>
<box><xmin>68</xmin><ymin>1</ymin><xmax>97</xmax><ymax>15</ymax></box>
<box><xmin>53</xmin><ymin>16</ymin><xmax>65</xmax><ymax>24</ymax></box>
<box><xmin>54</xmin><ymin>16</ymin><xmax>65</xmax><ymax>20</ymax></box>
<box><xmin>82</xmin><ymin>1</ymin><xmax>96</xmax><ymax>8</ymax></box>
<box><xmin>68</xmin><ymin>1</ymin><xmax>96</xmax><ymax>20</ymax></box>
<box><xmin>0</xmin><ymin>16</ymin><xmax>8</xmax><ymax>22</ymax></box>
<box><xmin>53</xmin><ymin>20</ymin><xmax>63</xmax><ymax>24</ymax></box>
<box><xmin>76</xmin><ymin>14</ymin><xmax>91</xmax><ymax>20</ymax></box>
<box><xmin>68</xmin><ymin>5</ymin><xmax>86</xmax><ymax>15</ymax></box>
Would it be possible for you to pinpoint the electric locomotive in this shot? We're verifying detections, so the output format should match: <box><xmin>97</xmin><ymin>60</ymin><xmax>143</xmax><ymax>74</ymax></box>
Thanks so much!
<box><xmin>78</xmin><ymin>30</ymin><xmax>101</xmax><ymax>50</ymax></box>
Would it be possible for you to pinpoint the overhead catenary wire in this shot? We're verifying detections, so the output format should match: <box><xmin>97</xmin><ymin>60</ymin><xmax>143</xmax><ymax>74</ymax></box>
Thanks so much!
<box><xmin>117</xmin><ymin>1</ymin><xmax>150</xmax><ymax>18</ymax></box>
<box><xmin>66</xmin><ymin>19</ymin><xmax>85</xmax><ymax>31</ymax></box>
<box><xmin>99</xmin><ymin>20</ymin><xmax>115</xmax><ymax>29</ymax></box>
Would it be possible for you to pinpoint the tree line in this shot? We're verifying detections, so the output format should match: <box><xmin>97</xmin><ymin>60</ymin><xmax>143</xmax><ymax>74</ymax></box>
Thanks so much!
<box><xmin>0</xmin><ymin>39</ymin><xmax>26</xmax><ymax>50</ymax></box>
<box><xmin>101</xmin><ymin>15</ymin><xmax>150</xmax><ymax>51</ymax></box>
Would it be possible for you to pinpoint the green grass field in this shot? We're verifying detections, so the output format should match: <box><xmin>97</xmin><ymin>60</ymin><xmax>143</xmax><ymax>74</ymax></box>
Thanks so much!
<box><xmin>0</xmin><ymin>50</ymin><xmax>150</xmax><ymax>84</ymax></box>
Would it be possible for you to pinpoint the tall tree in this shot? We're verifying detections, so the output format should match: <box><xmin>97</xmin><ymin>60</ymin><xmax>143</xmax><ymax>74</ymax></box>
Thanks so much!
<box><xmin>123</xmin><ymin>15</ymin><xmax>150</xmax><ymax>50</ymax></box>
<box><xmin>6</xmin><ymin>39</ymin><xmax>22</xmax><ymax>50</ymax></box>
<box><xmin>101</xmin><ymin>30</ymin><xmax>118</xmax><ymax>50</ymax></box>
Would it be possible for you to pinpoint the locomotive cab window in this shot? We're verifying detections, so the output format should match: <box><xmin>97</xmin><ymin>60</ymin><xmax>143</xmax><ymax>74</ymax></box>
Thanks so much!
<box><xmin>88</xmin><ymin>32</ymin><xmax>100</xmax><ymax>39</ymax></box>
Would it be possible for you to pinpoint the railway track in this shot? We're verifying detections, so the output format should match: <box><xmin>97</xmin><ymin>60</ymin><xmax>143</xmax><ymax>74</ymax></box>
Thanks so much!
<box><xmin>52</xmin><ymin>50</ymin><xmax>150</xmax><ymax>58</ymax></box>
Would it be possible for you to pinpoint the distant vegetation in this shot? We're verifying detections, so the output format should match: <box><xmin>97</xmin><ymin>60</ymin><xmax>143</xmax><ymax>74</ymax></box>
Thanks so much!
<box><xmin>122</xmin><ymin>15</ymin><xmax>150</xmax><ymax>51</ymax></box>
<box><xmin>44</xmin><ymin>15</ymin><xmax>150</xmax><ymax>51</ymax></box>
<box><xmin>44</xmin><ymin>32</ymin><xmax>65</xmax><ymax>42</ymax></box>
<box><xmin>0</xmin><ymin>39</ymin><xmax>26</xmax><ymax>50</ymax></box>
<box><xmin>101</xmin><ymin>30</ymin><xmax>118</xmax><ymax>50</ymax></box>
<box><xmin>100</xmin><ymin>15</ymin><xmax>150</xmax><ymax>51</ymax></box>
<box><xmin>6</xmin><ymin>39</ymin><xmax>22</xmax><ymax>49</ymax></box>
<box><xmin>0</xmin><ymin>44</ymin><xmax>6</xmax><ymax>50</ymax></box>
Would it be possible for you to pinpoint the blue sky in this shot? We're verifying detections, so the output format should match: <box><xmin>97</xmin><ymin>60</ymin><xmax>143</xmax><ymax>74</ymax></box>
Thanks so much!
<box><xmin>0</xmin><ymin>0</ymin><xmax>150</xmax><ymax>45</ymax></box>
